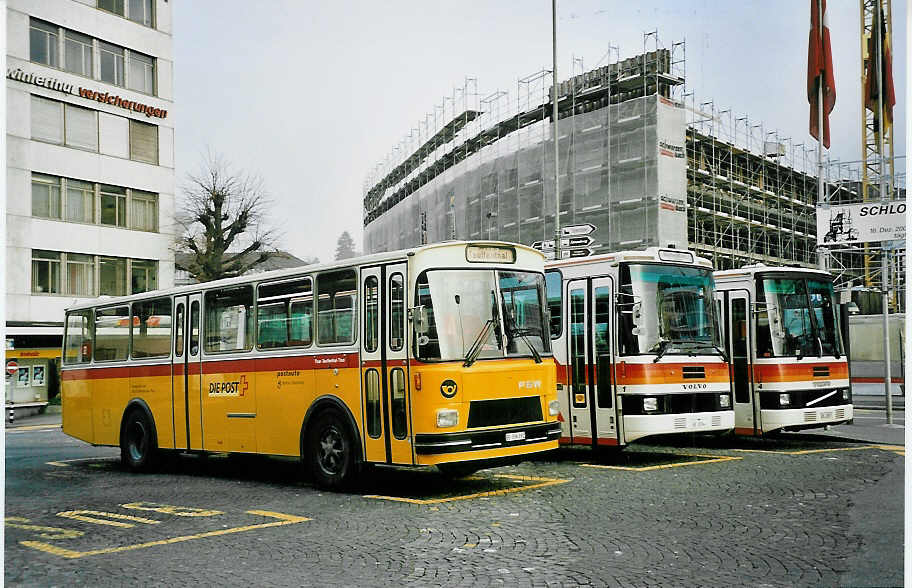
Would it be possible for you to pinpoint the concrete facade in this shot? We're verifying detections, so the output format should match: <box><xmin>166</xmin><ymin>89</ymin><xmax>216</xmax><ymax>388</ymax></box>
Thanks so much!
<box><xmin>5</xmin><ymin>0</ymin><xmax>175</xmax><ymax>409</ymax></box>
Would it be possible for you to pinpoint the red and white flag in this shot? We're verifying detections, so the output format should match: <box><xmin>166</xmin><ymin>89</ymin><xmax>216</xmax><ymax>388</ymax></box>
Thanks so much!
<box><xmin>864</xmin><ymin>8</ymin><xmax>896</xmax><ymax>131</ymax></box>
<box><xmin>807</xmin><ymin>0</ymin><xmax>836</xmax><ymax>148</ymax></box>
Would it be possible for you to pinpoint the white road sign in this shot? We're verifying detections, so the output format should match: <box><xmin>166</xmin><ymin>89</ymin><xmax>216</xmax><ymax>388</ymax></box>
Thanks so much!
<box><xmin>816</xmin><ymin>201</ymin><xmax>906</xmax><ymax>245</ymax></box>
<box><xmin>560</xmin><ymin>224</ymin><xmax>596</xmax><ymax>237</ymax></box>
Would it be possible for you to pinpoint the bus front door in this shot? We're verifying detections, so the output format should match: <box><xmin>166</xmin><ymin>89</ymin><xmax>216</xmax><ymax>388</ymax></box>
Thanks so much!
<box><xmin>591</xmin><ymin>278</ymin><xmax>619</xmax><ymax>444</ymax></box>
<box><xmin>566</xmin><ymin>280</ymin><xmax>593</xmax><ymax>444</ymax></box>
<box><xmin>360</xmin><ymin>263</ymin><xmax>413</xmax><ymax>465</ymax></box>
<box><xmin>727</xmin><ymin>291</ymin><xmax>757</xmax><ymax>435</ymax></box>
<box><xmin>172</xmin><ymin>294</ymin><xmax>203</xmax><ymax>450</ymax></box>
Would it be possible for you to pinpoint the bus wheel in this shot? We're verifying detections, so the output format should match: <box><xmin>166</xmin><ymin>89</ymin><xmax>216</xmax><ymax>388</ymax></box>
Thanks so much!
<box><xmin>308</xmin><ymin>410</ymin><xmax>356</xmax><ymax>489</ymax></box>
<box><xmin>120</xmin><ymin>408</ymin><xmax>159</xmax><ymax>473</ymax></box>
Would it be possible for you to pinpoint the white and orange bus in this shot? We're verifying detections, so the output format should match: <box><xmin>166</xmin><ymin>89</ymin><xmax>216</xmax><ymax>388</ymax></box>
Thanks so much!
<box><xmin>61</xmin><ymin>241</ymin><xmax>560</xmax><ymax>488</ymax></box>
<box><xmin>546</xmin><ymin>247</ymin><xmax>734</xmax><ymax>448</ymax></box>
<box><xmin>714</xmin><ymin>265</ymin><xmax>853</xmax><ymax>436</ymax></box>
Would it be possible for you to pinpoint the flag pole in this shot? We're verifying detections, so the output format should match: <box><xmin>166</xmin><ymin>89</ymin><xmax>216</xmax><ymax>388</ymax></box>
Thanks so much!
<box><xmin>817</xmin><ymin>0</ymin><xmax>827</xmax><ymax>271</ymax></box>
<box><xmin>873</xmin><ymin>1</ymin><xmax>893</xmax><ymax>424</ymax></box>
<box><xmin>552</xmin><ymin>0</ymin><xmax>561</xmax><ymax>261</ymax></box>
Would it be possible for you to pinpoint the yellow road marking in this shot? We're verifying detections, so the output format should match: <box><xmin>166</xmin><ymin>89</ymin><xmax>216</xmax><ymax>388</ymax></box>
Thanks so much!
<box><xmin>122</xmin><ymin>502</ymin><xmax>223</xmax><ymax>517</ymax></box>
<box><xmin>18</xmin><ymin>510</ymin><xmax>310</xmax><ymax>559</ymax></box>
<box><xmin>732</xmin><ymin>445</ymin><xmax>902</xmax><ymax>456</ymax></box>
<box><xmin>5</xmin><ymin>518</ymin><xmax>84</xmax><ymax>539</ymax></box>
<box><xmin>8</xmin><ymin>424</ymin><xmax>62</xmax><ymax>432</ymax></box>
<box><xmin>582</xmin><ymin>453</ymin><xmax>742</xmax><ymax>471</ymax></box>
<box><xmin>46</xmin><ymin>457</ymin><xmax>119</xmax><ymax>467</ymax></box>
<box><xmin>364</xmin><ymin>474</ymin><xmax>570</xmax><ymax>504</ymax></box>
<box><xmin>57</xmin><ymin>511</ymin><xmax>160</xmax><ymax>528</ymax></box>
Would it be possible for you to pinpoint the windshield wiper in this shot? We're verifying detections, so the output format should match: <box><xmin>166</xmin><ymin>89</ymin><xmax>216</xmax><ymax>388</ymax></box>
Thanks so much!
<box><xmin>506</xmin><ymin>325</ymin><xmax>542</xmax><ymax>364</ymax></box>
<box><xmin>463</xmin><ymin>318</ymin><xmax>497</xmax><ymax>368</ymax></box>
<box><xmin>652</xmin><ymin>338</ymin><xmax>672</xmax><ymax>363</ymax></box>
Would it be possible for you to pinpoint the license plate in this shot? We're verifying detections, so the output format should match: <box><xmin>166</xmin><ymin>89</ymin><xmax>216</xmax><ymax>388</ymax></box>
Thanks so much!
<box><xmin>505</xmin><ymin>431</ymin><xmax>526</xmax><ymax>442</ymax></box>
<box><xmin>820</xmin><ymin>410</ymin><xmax>834</xmax><ymax>420</ymax></box>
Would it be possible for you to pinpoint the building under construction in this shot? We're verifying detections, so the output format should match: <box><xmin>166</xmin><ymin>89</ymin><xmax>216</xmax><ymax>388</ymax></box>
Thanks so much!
<box><xmin>362</xmin><ymin>34</ymin><xmax>903</xmax><ymax>303</ymax></box>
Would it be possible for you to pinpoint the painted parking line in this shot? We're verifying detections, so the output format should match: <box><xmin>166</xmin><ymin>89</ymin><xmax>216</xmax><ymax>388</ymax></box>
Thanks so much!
<box><xmin>582</xmin><ymin>453</ymin><xmax>742</xmax><ymax>471</ymax></box>
<box><xmin>732</xmin><ymin>445</ymin><xmax>904</xmax><ymax>456</ymax></box>
<box><xmin>15</xmin><ymin>510</ymin><xmax>310</xmax><ymax>559</ymax></box>
<box><xmin>46</xmin><ymin>457</ymin><xmax>119</xmax><ymax>467</ymax></box>
<box><xmin>364</xmin><ymin>474</ymin><xmax>570</xmax><ymax>504</ymax></box>
<box><xmin>7</xmin><ymin>424</ymin><xmax>62</xmax><ymax>433</ymax></box>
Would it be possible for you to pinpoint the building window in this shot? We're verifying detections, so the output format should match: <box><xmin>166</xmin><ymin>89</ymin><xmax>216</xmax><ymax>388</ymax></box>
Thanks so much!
<box><xmin>66</xmin><ymin>179</ymin><xmax>95</xmax><ymax>224</ymax></box>
<box><xmin>97</xmin><ymin>0</ymin><xmax>125</xmax><ymax>17</ymax></box>
<box><xmin>29</xmin><ymin>19</ymin><xmax>59</xmax><ymax>68</ymax></box>
<box><xmin>131</xmin><ymin>259</ymin><xmax>157</xmax><ymax>294</ymax></box>
<box><xmin>129</xmin><ymin>120</ymin><xmax>158</xmax><ymax>164</ymax></box>
<box><xmin>128</xmin><ymin>51</ymin><xmax>155</xmax><ymax>94</ymax></box>
<box><xmin>31</xmin><ymin>96</ymin><xmax>64</xmax><ymax>144</ymax></box>
<box><xmin>99</xmin><ymin>257</ymin><xmax>128</xmax><ymax>296</ymax></box>
<box><xmin>64</xmin><ymin>30</ymin><xmax>93</xmax><ymax>77</ymax></box>
<box><xmin>128</xmin><ymin>0</ymin><xmax>154</xmax><ymax>26</ymax></box>
<box><xmin>100</xmin><ymin>185</ymin><xmax>127</xmax><ymax>227</ymax></box>
<box><xmin>99</xmin><ymin>42</ymin><xmax>125</xmax><ymax>86</ymax></box>
<box><xmin>32</xmin><ymin>174</ymin><xmax>62</xmax><ymax>219</ymax></box>
<box><xmin>65</xmin><ymin>254</ymin><xmax>95</xmax><ymax>296</ymax></box>
<box><xmin>64</xmin><ymin>104</ymin><xmax>98</xmax><ymax>151</ymax></box>
<box><xmin>130</xmin><ymin>190</ymin><xmax>157</xmax><ymax>231</ymax></box>
<box><xmin>31</xmin><ymin>250</ymin><xmax>61</xmax><ymax>294</ymax></box>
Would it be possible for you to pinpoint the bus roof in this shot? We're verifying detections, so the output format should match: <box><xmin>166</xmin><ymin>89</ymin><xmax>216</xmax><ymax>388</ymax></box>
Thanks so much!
<box><xmin>714</xmin><ymin>264</ymin><xmax>833</xmax><ymax>281</ymax></box>
<box><xmin>546</xmin><ymin>247</ymin><xmax>712</xmax><ymax>270</ymax></box>
<box><xmin>64</xmin><ymin>240</ymin><xmax>543</xmax><ymax>312</ymax></box>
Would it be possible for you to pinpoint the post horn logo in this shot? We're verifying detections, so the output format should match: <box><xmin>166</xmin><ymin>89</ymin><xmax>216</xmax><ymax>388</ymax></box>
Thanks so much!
<box><xmin>440</xmin><ymin>379</ymin><xmax>458</xmax><ymax>398</ymax></box>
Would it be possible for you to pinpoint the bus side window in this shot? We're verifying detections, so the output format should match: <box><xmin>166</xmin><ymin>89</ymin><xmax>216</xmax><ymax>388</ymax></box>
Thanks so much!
<box><xmin>189</xmin><ymin>301</ymin><xmax>200</xmax><ymax>356</ymax></box>
<box><xmin>317</xmin><ymin>270</ymin><xmax>357</xmax><ymax>346</ymax></box>
<box><xmin>64</xmin><ymin>310</ymin><xmax>94</xmax><ymax>365</ymax></box>
<box><xmin>389</xmin><ymin>273</ymin><xmax>405</xmax><ymax>351</ymax></box>
<box><xmin>257</xmin><ymin>277</ymin><xmax>313</xmax><ymax>349</ymax></box>
<box><xmin>545</xmin><ymin>270</ymin><xmax>562</xmax><ymax>338</ymax></box>
<box><xmin>205</xmin><ymin>286</ymin><xmax>254</xmax><ymax>353</ymax></box>
<box><xmin>174</xmin><ymin>303</ymin><xmax>184</xmax><ymax>357</ymax></box>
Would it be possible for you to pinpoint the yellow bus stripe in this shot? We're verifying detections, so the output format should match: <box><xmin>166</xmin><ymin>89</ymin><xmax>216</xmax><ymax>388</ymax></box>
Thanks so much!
<box><xmin>19</xmin><ymin>510</ymin><xmax>310</xmax><ymax>559</ymax></box>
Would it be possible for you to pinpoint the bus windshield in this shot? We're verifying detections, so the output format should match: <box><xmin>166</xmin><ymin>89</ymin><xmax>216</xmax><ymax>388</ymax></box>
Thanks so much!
<box><xmin>415</xmin><ymin>269</ymin><xmax>551</xmax><ymax>362</ymax></box>
<box><xmin>618</xmin><ymin>263</ymin><xmax>721</xmax><ymax>356</ymax></box>
<box><xmin>756</xmin><ymin>276</ymin><xmax>842</xmax><ymax>358</ymax></box>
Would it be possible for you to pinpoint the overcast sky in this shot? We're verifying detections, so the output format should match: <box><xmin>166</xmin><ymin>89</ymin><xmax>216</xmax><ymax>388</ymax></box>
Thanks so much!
<box><xmin>174</xmin><ymin>1</ymin><xmax>906</xmax><ymax>262</ymax></box>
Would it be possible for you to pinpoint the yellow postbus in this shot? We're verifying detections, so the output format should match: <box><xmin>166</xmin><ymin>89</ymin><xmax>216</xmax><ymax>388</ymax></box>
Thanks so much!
<box><xmin>61</xmin><ymin>241</ymin><xmax>560</xmax><ymax>488</ymax></box>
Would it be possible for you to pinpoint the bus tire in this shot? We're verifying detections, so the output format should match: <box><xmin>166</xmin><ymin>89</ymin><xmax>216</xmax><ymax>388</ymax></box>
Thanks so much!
<box><xmin>120</xmin><ymin>407</ymin><xmax>159</xmax><ymax>473</ymax></box>
<box><xmin>308</xmin><ymin>409</ymin><xmax>356</xmax><ymax>490</ymax></box>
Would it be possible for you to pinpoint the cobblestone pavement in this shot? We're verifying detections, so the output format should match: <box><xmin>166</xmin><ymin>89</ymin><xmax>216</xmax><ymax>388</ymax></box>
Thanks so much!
<box><xmin>5</xmin><ymin>429</ymin><xmax>904</xmax><ymax>587</ymax></box>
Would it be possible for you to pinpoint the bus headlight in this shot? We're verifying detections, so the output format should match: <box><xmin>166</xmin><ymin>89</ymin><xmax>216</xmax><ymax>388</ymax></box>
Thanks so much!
<box><xmin>436</xmin><ymin>409</ymin><xmax>458</xmax><ymax>428</ymax></box>
<box><xmin>643</xmin><ymin>397</ymin><xmax>658</xmax><ymax>412</ymax></box>
<box><xmin>779</xmin><ymin>393</ymin><xmax>791</xmax><ymax>407</ymax></box>
<box><xmin>841</xmin><ymin>388</ymin><xmax>851</xmax><ymax>401</ymax></box>
<box><xmin>719</xmin><ymin>394</ymin><xmax>731</xmax><ymax>409</ymax></box>
<box><xmin>548</xmin><ymin>400</ymin><xmax>560</xmax><ymax>416</ymax></box>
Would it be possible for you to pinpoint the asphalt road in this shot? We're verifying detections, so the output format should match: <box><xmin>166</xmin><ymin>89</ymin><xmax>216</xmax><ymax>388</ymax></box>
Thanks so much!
<box><xmin>5</xmin><ymin>426</ymin><xmax>905</xmax><ymax>587</ymax></box>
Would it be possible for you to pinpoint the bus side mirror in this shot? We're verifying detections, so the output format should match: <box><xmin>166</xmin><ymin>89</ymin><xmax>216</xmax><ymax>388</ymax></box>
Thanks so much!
<box><xmin>409</xmin><ymin>305</ymin><xmax>429</xmax><ymax>335</ymax></box>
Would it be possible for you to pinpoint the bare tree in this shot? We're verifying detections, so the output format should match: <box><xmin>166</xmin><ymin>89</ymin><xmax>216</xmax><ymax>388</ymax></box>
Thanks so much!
<box><xmin>177</xmin><ymin>153</ymin><xmax>280</xmax><ymax>283</ymax></box>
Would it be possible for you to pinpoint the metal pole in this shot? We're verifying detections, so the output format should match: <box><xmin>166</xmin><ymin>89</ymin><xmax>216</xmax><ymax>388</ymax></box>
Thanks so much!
<box><xmin>552</xmin><ymin>0</ymin><xmax>561</xmax><ymax>260</ymax></box>
<box><xmin>883</xmin><ymin>250</ymin><xmax>893</xmax><ymax>423</ymax></box>
<box><xmin>816</xmin><ymin>0</ymin><xmax>825</xmax><ymax>259</ymax></box>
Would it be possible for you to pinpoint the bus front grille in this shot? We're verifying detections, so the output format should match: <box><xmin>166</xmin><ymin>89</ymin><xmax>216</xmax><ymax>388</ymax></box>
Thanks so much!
<box><xmin>467</xmin><ymin>396</ymin><xmax>543</xmax><ymax>428</ymax></box>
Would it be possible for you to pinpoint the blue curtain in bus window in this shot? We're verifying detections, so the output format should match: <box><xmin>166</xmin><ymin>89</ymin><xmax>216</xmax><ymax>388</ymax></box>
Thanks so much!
<box><xmin>594</xmin><ymin>287</ymin><xmax>612</xmax><ymax>408</ymax></box>
<box><xmin>570</xmin><ymin>289</ymin><xmax>587</xmax><ymax>407</ymax></box>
